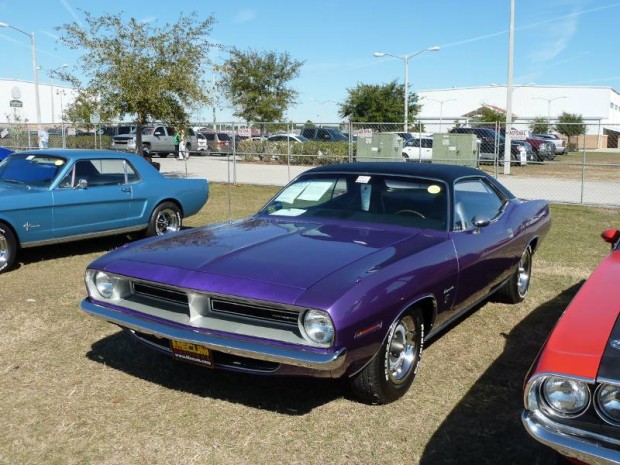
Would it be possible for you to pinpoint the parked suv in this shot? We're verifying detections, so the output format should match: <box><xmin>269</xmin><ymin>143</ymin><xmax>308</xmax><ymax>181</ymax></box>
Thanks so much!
<box><xmin>110</xmin><ymin>126</ymin><xmax>196</xmax><ymax>157</ymax></box>
<box><xmin>300</xmin><ymin>127</ymin><xmax>348</xmax><ymax>142</ymax></box>
<box><xmin>198</xmin><ymin>131</ymin><xmax>234</xmax><ymax>155</ymax></box>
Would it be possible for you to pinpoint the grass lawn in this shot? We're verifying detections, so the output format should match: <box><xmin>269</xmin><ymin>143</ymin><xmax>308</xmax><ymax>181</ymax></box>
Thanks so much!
<box><xmin>0</xmin><ymin>184</ymin><xmax>618</xmax><ymax>465</ymax></box>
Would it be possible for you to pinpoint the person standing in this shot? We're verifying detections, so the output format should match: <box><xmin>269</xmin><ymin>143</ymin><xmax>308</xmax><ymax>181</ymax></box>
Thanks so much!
<box><xmin>178</xmin><ymin>130</ymin><xmax>189</xmax><ymax>160</ymax></box>
<box><xmin>38</xmin><ymin>129</ymin><xmax>49</xmax><ymax>149</ymax></box>
<box><xmin>173</xmin><ymin>130</ymin><xmax>180</xmax><ymax>157</ymax></box>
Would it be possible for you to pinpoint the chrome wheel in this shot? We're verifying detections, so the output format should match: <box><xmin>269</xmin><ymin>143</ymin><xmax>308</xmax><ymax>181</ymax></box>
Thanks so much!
<box><xmin>517</xmin><ymin>247</ymin><xmax>532</xmax><ymax>298</ymax></box>
<box><xmin>0</xmin><ymin>233</ymin><xmax>8</xmax><ymax>267</ymax></box>
<box><xmin>387</xmin><ymin>316</ymin><xmax>417</xmax><ymax>384</ymax></box>
<box><xmin>155</xmin><ymin>208</ymin><xmax>181</xmax><ymax>235</ymax></box>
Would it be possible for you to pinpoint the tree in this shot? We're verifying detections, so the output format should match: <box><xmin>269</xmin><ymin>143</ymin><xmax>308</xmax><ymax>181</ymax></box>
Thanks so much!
<box><xmin>56</xmin><ymin>11</ymin><xmax>216</xmax><ymax>152</ymax></box>
<box><xmin>339</xmin><ymin>80</ymin><xmax>420</xmax><ymax>124</ymax></box>
<box><xmin>555</xmin><ymin>112</ymin><xmax>585</xmax><ymax>138</ymax></box>
<box><xmin>470</xmin><ymin>105</ymin><xmax>505</xmax><ymax>126</ymax></box>
<box><xmin>530</xmin><ymin>117</ymin><xmax>551</xmax><ymax>134</ymax></box>
<box><xmin>219</xmin><ymin>49</ymin><xmax>304</xmax><ymax>122</ymax></box>
<box><xmin>63</xmin><ymin>90</ymin><xmax>112</xmax><ymax>130</ymax></box>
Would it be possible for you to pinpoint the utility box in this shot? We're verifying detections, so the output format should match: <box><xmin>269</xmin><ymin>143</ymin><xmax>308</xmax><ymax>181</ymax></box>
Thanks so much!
<box><xmin>356</xmin><ymin>133</ymin><xmax>403</xmax><ymax>162</ymax></box>
<box><xmin>431</xmin><ymin>133</ymin><xmax>478</xmax><ymax>167</ymax></box>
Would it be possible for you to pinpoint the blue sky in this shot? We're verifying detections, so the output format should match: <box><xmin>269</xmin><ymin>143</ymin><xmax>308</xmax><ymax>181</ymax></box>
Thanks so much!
<box><xmin>1</xmin><ymin>0</ymin><xmax>618</xmax><ymax>122</ymax></box>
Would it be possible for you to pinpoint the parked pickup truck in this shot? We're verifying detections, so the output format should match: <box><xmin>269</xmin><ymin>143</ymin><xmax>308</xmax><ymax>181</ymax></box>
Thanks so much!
<box><xmin>532</xmin><ymin>133</ymin><xmax>567</xmax><ymax>155</ymax></box>
<box><xmin>110</xmin><ymin>126</ymin><xmax>196</xmax><ymax>157</ymax></box>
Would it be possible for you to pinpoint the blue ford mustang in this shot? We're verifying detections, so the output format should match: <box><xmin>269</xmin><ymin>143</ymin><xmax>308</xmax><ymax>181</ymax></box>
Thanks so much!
<box><xmin>0</xmin><ymin>149</ymin><xmax>209</xmax><ymax>273</ymax></box>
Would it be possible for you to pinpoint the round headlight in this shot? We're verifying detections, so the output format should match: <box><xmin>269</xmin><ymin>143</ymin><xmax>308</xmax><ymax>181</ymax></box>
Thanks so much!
<box><xmin>302</xmin><ymin>310</ymin><xmax>334</xmax><ymax>345</ymax></box>
<box><xmin>94</xmin><ymin>271</ymin><xmax>114</xmax><ymax>299</ymax></box>
<box><xmin>595</xmin><ymin>383</ymin><xmax>620</xmax><ymax>425</ymax></box>
<box><xmin>542</xmin><ymin>376</ymin><xmax>590</xmax><ymax>417</ymax></box>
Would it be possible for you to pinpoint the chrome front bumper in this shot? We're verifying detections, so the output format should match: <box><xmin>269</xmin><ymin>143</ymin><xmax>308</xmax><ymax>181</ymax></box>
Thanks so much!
<box><xmin>522</xmin><ymin>410</ymin><xmax>620</xmax><ymax>465</ymax></box>
<box><xmin>81</xmin><ymin>299</ymin><xmax>347</xmax><ymax>371</ymax></box>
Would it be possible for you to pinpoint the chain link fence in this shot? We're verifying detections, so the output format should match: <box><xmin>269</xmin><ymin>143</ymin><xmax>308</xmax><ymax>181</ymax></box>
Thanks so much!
<box><xmin>1</xmin><ymin>119</ymin><xmax>619</xmax><ymax>207</ymax></box>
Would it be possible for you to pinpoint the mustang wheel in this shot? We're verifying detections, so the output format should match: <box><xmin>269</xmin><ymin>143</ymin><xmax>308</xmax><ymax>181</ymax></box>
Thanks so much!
<box><xmin>0</xmin><ymin>222</ymin><xmax>17</xmax><ymax>273</ymax></box>
<box><xmin>350</xmin><ymin>309</ymin><xmax>424</xmax><ymax>404</ymax></box>
<box><xmin>499</xmin><ymin>245</ymin><xmax>532</xmax><ymax>303</ymax></box>
<box><xmin>146</xmin><ymin>202</ymin><xmax>182</xmax><ymax>237</ymax></box>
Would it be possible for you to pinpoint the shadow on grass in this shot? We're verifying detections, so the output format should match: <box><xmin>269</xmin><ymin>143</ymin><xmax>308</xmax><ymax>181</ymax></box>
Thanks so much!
<box><xmin>86</xmin><ymin>330</ymin><xmax>348</xmax><ymax>415</ymax></box>
<box><xmin>419</xmin><ymin>281</ymin><xmax>584</xmax><ymax>465</ymax></box>
<box><xmin>16</xmin><ymin>235</ymin><xmax>134</xmax><ymax>269</ymax></box>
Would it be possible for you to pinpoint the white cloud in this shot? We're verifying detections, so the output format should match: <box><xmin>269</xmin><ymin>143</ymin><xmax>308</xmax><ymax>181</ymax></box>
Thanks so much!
<box><xmin>234</xmin><ymin>9</ymin><xmax>257</xmax><ymax>24</ymax></box>
<box><xmin>140</xmin><ymin>16</ymin><xmax>157</xmax><ymax>25</ymax></box>
<box><xmin>59</xmin><ymin>0</ymin><xmax>82</xmax><ymax>27</ymax></box>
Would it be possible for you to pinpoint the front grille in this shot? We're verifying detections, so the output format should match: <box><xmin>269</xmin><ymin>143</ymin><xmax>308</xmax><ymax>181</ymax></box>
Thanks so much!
<box><xmin>211</xmin><ymin>299</ymin><xmax>299</xmax><ymax>326</ymax></box>
<box><xmin>133</xmin><ymin>282</ymin><xmax>189</xmax><ymax>305</ymax></box>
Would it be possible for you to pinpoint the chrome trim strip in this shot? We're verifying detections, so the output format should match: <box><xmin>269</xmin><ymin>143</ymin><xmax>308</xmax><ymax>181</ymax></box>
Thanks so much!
<box><xmin>522</xmin><ymin>410</ymin><xmax>620</xmax><ymax>465</ymax></box>
<box><xmin>21</xmin><ymin>225</ymin><xmax>145</xmax><ymax>248</ymax></box>
<box><xmin>81</xmin><ymin>298</ymin><xmax>346</xmax><ymax>371</ymax></box>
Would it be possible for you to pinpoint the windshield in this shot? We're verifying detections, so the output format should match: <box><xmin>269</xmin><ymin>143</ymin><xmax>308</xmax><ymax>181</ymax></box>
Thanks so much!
<box><xmin>259</xmin><ymin>172</ymin><xmax>448</xmax><ymax>231</ymax></box>
<box><xmin>0</xmin><ymin>154</ymin><xmax>68</xmax><ymax>188</ymax></box>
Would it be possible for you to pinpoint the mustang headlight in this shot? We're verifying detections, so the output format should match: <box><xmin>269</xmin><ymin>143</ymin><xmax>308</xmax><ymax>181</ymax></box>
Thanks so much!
<box><xmin>595</xmin><ymin>383</ymin><xmax>620</xmax><ymax>425</ymax></box>
<box><xmin>541</xmin><ymin>376</ymin><xmax>590</xmax><ymax>417</ymax></box>
<box><xmin>302</xmin><ymin>310</ymin><xmax>334</xmax><ymax>345</ymax></box>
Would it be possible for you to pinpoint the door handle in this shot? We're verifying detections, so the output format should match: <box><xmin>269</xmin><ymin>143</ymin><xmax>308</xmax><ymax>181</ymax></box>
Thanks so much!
<box><xmin>121</xmin><ymin>187</ymin><xmax>132</xmax><ymax>193</ymax></box>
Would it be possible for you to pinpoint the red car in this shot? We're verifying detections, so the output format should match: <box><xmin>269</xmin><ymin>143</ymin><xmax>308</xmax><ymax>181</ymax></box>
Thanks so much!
<box><xmin>523</xmin><ymin>228</ymin><xmax>620</xmax><ymax>464</ymax></box>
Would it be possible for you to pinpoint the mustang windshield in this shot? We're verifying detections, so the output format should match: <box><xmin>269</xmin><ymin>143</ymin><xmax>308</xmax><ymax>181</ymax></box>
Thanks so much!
<box><xmin>0</xmin><ymin>154</ymin><xmax>68</xmax><ymax>188</ymax></box>
<box><xmin>260</xmin><ymin>173</ymin><xmax>448</xmax><ymax>231</ymax></box>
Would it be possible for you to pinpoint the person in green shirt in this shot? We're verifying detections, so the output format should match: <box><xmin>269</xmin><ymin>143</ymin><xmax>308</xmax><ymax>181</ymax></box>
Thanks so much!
<box><xmin>173</xmin><ymin>131</ymin><xmax>180</xmax><ymax>157</ymax></box>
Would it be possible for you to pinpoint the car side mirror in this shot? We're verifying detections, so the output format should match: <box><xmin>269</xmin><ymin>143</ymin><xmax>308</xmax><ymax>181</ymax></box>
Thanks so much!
<box><xmin>472</xmin><ymin>216</ymin><xmax>491</xmax><ymax>233</ymax></box>
<box><xmin>75</xmin><ymin>178</ymin><xmax>88</xmax><ymax>189</ymax></box>
<box><xmin>601</xmin><ymin>228</ymin><xmax>620</xmax><ymax>247</ymax></box>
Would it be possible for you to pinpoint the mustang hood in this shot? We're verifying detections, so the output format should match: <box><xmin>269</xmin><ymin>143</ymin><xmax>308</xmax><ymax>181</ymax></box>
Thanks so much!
<box><xmin>94</xmin><ymin>217</ymin><xmax>423</xmax><ymax>304</ymax></box>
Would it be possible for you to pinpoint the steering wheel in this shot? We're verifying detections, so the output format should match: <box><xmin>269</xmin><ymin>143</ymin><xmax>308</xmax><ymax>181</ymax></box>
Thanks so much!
<box><xmin>394</xmin><ymin>209</ymin><xmax>426</xmax><ymax>218</ymax></box>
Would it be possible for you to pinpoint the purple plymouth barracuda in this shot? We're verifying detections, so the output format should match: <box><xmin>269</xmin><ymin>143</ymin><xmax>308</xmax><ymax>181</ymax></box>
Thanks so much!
<box><xmin>81</xmin><ymin>162</ymin><xmax>550</xmax><ymax>404</ymax></box>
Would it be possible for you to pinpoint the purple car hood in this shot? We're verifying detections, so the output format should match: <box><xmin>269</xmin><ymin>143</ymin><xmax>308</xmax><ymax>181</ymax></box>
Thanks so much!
<box><xmin>96</xmin><ymin>217</ymin><xmax>423</xmax><ymax>305</ymax></box>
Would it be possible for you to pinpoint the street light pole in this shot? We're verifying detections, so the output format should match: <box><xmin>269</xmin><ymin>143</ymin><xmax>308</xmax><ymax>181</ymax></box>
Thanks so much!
<box><xmin>0</xmin><ymin>22</ymin><xmax>41</xmax><ymax>132</ymax></box>
<box><xmin>532</xmin><ymin>96</ymin><xmax>567</xmax><ymax>124</ymax></box>
<box><xmin>56</xmin><ymin>89</ymin><xmax>66</xmax><ymax>148</ymax></box>
<box><xmin>427</xmin><ymin>98</ymin><xmax>455</xmax><ymax>131</ymax></box>
<box><xmin>48</xmin><ymin>64</ymin><xmax>68</xmax><ymax>124</ymax></box>
<box><xmin>374</xmin><ymin>46</ymin><xmax>440</xmax><ymax>132</ymax></box>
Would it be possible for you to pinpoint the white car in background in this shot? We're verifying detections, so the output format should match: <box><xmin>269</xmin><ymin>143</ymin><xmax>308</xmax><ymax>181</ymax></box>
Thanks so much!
<box><xmin>402</xmin><ymin>136</ymin><xmax>433</xmax><ymax>162</ymax></box>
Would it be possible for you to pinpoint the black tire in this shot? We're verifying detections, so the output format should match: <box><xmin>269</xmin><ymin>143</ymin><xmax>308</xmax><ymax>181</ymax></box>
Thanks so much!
<box><xmin>350</xmin><ymin>309</ymin><xmax>424</xmax><ymax>404</ymax></box>
<box><xmin>146</xmin><ymin>202</ymin><xmax>182</xmax><ymax>237</ymax></box>
<box><xmin>498</xmin><ymin>245</ymin><xmax>532</xmax><ymax>303</ymax></box>
<box><xmin>0</xmin><ymin>222</ymin><xmax>17</xmax><ymax>274</ymax></box>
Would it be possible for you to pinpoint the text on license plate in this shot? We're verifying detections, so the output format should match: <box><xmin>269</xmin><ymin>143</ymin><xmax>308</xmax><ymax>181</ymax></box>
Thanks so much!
<box><xmin>170</xmin><ymin>340</ymin><xmax>214</xmax><ymax>368</ymax></box>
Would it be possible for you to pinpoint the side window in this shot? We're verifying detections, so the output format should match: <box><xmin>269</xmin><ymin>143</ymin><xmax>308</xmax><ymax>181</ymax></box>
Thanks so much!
<box><xmin>58</xmin><ymin>159</ymin><xmax>138</xmax><ymax>188</ymax></box>
<box><xmin>166</xmin><ymin>127</ymin><xmax>176</xmax><ymax>136</ymax></box>
<box><xmin>453</xmin><ymin>178</ymin><xmax>506</xmax><ymax>231</ymax></box>
<box><xmin>154</xmin><ymin>127</ymin><xmax>165</xmax><ymax>136</ymax></box>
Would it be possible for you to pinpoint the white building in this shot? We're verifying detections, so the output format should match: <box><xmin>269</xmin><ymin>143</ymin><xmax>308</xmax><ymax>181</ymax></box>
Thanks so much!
<box><xmin>417</xmin><ymin>85</ymin><xmax>620</xmax><ymax>148</ymax></box>
<box><xmin>0</xmin><ymin>78</ymin><xmax>76</xmax><ymax>127</ymax></box>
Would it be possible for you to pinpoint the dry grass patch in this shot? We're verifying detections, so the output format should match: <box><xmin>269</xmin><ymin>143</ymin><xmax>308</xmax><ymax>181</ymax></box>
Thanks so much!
<box><xmin>0</xmin><ymin>191</ymin><xmax>617</xmax><ymax>465</ymax></box>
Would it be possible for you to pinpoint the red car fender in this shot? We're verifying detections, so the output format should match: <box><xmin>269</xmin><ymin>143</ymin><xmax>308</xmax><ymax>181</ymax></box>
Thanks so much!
<box><xmin>532</xmin><ymin>250</ymin><xmax>620</xmax><ymax>379</ymax></box>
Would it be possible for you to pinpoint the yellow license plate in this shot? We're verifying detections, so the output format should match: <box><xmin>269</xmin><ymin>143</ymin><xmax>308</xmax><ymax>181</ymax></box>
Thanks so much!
<box><xmin>169</xmin><ymin>340</ymin><xmax>214</xmax><ymax>368</ymax></box>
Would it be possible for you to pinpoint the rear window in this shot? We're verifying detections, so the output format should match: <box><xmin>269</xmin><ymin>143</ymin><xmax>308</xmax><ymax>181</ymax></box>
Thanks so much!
<box><xmin>217</xmin><ymin>133</ymin><xmax>232</xmax><ymax>141</ymax></box>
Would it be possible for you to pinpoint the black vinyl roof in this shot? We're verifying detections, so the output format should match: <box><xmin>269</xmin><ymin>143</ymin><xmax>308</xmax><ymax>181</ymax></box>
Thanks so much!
<box><xmin>307</xmin><ymin>162</ymin><xmax>516</xmax><ymax>199</ymax></box>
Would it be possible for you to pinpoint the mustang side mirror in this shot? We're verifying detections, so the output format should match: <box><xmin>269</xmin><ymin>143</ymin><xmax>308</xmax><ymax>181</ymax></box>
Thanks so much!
<box><xmin>76</xmin><ymin>178</ymin><xmax>88</xmax><ymax>190</ymax></box>
<box><xmin>601</xmin><ymin>228</ymin><xmax>620</xmax><ymax>248</ymax></box>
